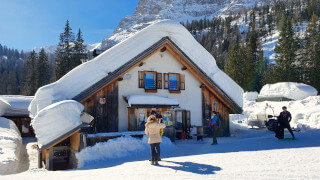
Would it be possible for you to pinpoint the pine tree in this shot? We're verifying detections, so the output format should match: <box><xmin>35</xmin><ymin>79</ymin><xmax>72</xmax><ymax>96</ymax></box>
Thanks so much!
<box><xmin>54</xmin><ymin>20</ymin><xmax>75</xmax><ymax>80</ymax></box>
<box><xmin>36</xmin><ymin>48</ymin><xmax>50</xmax><ymax>88</ymax></box>
<box><xmin>304</xmin><ymin>14</ymin><xmax>320</xmax><ymax>91</ymax></box>
<box><xmin>273</xmin><ymin>14</ymin><xmax>298</xmax><ymax>82</ymax></box>
<box><xmin>73</xmin><ymin>28</ymin><xmax>87</xmax><ymax>66</ymax></box>
<box><xmin>23</xmin><ymin>50</ymin><xmax>37</xmax><ymax>95</ymax></box>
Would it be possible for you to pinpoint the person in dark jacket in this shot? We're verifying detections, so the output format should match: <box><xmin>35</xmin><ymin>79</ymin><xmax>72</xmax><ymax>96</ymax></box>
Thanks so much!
<box><xmin>206</xmin><ymin>111</ymin><xmax>219</xmax><ymax>145</ymax></box>
<box><xmin>277</xmin><ymin>106</ymin><xmax>295</xmax><ymax>139</ymax></box>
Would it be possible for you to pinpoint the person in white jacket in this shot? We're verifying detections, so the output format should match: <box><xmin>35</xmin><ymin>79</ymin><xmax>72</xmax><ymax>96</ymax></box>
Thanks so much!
<box><xmin>145</xmin><ymin>113</ymin><xmax>166</xmax><ymax>165</ymax></box>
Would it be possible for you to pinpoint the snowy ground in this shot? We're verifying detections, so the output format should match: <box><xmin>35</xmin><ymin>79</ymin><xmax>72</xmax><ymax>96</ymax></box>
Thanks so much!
<box><xmin>1</xmin><ymin>129</ymin><xmax>320</xmax><ymax>180</ymax></box>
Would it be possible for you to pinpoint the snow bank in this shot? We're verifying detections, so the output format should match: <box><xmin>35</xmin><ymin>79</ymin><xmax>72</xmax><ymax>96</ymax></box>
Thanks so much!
<box><xmin>0</xmin><ymin>117</ymin><xmax>22</xmax><ymax>175</ymax></box>
<box><xmin>0</xmin><ymin>95</ymin><xmax>33</xmax><ymax>117</ymax></box>
<box><xmin>29</xmin><ymin>20</ymin><xmax>243</xmax><ymax>118</ymax></box>
<box><xmin>127</xmin><ymin>94</ymin><xmax>179</xmax><ymax>107</ymax></box>
<box><xmin>76</xmin><ymin>135</ymin><xmax>177</xmax><ymax>168</ymax></box>
<box><xmin>258</xmin><ymin>82</ymin><xmax>318</xmax><ymax>101</ymax></box>
<box><xmin>243</xmin><ymin>92</ymin><xmax>258</xmax><ymax>101</ymax></box>
<box><xmin>31</xmin><ymin>100</ymin><xmax>84</xmax><ymax>148</ymax></box>
<box><xmin>242</xmin><ymin>95</ymin><xmax>320</xmax><ymax>131</ymax></box>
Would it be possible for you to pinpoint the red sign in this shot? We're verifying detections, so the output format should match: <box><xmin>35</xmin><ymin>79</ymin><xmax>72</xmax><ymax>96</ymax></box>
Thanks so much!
<box><xmin>99</xmin><ymin>98</ymin><xmax>106</xmax><ymax>104</ymax></box>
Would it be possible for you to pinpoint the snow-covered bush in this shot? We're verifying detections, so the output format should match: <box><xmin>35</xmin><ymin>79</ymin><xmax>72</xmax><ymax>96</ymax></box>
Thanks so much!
<box><xmin>258</xmin><ymin>82</ymin><xmax>317</xmax><ymax>101</ymax></box>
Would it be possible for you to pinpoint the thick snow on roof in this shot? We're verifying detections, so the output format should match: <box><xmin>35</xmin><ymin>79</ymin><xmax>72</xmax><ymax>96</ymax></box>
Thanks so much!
<box><xmin>0</xmin><ymin>117</ymin><xmax>22</xmax><ymax>175</ymax></box>
<box><xmin>31</xmin><ymin>100</ymin><xmax>84</xmax><ymax>148</ymax></box>
<box><xmin>0</xmin><ymin>96</ymin><xmax>33</xmax><ymax>117</ymax></box>
<box><xmin>258</xmin><ymin>82</ymin><xmax>318</xmax><ymax>101</ymax></box>
<box><xmin>127</xmin><ymin>94</ymin><xmax>179</xmax><ymax>107</ymax></box>
<box><xmin>29</xmin><ymin>20</ymin><xmax>243</xmax><ymax>118</ymax></box>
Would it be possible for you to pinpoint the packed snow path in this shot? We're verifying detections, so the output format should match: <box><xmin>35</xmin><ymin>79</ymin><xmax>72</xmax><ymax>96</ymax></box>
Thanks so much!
<box><xmin>1</xmin><ymin>130</ymin><xmax>320</xmax><ymax>179</ymax></box>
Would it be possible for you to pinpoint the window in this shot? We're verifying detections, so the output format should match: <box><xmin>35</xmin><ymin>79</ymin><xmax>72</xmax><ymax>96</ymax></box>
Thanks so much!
<box><xmin>145</xmin><ymin>73</ymin><xmax>155</xmax><ymax>89</ymax></box>
<box><xmin>169</xmin><ymin>74</ymin><xmax>179</xmax><ymax>90</ymax></box>
<box><xmin>164</xmin><ymin>73</ymin><xmax>185</xmax><ymax>92</ymax></box>
<box><xmin>138</xmin><ymin>71</ymin><xmax>161</xmax><ymax>91</ymax></box>
<box><xmin>139</xmin><ymin>71</ymin><xmax>185</xmax><ymax>92</ymax></box>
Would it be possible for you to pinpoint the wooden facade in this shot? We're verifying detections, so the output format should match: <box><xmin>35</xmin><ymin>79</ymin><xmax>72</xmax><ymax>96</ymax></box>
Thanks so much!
<box><xmin>202</xmin><ymin>87</ymin><xmax>230</xmax><ymax>137</ymax></box>
<box><xmin>7</xmin><ymin>117</ymin><xmax>34</xmax><ymax>137</ymax></box>
<box><xmin>81</xmin><ymin>81</ymin><xmax>119</xmax><ymax>132</ymax></box>
<box><xmin>40</xmin><ymin>130</ymin><xmax>81</xmax><ymax>170</ymax></box>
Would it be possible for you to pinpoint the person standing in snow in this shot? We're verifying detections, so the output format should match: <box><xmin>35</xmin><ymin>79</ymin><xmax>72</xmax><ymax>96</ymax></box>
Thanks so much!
<box><xmin>277</xmin><ymin>106</ymin><xmax>295</xmax><ymax>139</ymax></box>
<box><xmin>145</xmin><ymin>112</ymin><xmax>166</xmax><ymax>165</ymax></box>
<box><xmin>206</xmin><ymin>111</ymin><xmax>219</xmax><ymax>145</ymax></box>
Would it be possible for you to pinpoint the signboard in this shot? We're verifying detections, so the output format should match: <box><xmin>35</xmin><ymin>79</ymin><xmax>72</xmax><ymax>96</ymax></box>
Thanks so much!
<box><xmin>99</xmin><ymin>98</ymin><xmax>106</xmax><ymax>104</ymax></box>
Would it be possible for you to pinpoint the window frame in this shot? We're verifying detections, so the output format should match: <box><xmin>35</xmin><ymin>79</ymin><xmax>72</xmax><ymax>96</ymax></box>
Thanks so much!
<box><xmin>144</xmin><ymin>71</ymin><xmax>157</xmax><ymax>90</ymax></box>
<box><xmin>168</xmin><ymin>73</ymin><xmax>180</xmax><ymax>92</ymax></box>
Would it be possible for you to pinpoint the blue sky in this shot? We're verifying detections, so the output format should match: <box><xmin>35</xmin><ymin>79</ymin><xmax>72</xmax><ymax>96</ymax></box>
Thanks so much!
<box><xmin>0</xmin><ymin>0</ymin><xmax>139</xmax><ymax>50</ymax></box>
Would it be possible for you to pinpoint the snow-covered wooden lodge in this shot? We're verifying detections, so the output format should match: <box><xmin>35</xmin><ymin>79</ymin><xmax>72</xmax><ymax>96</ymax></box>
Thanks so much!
<box><xmin>0</xmin><ymin>95</ymin><xmax>34</xmax><ymax>137</ymax></box>
<box><xmin>30</xmin><ymin>20</ymin><xmax>243</xmax><ymax>170</ymax></box>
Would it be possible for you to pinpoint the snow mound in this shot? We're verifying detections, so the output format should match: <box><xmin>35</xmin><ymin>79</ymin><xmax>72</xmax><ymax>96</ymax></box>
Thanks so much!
<box><xmin>76</xmin><ymin>135</ymin><xmax>177</xmax><ymax>168</ymax></box>
<box><xmin>29</xmin><ymin>20</ymin><xmax>243</xmax><ymax>118</ymax></box>
<box><xmin>0</xmin><ymin>95</ymin><xmax>33</xmax><ymax>117</ymax></box>
<box><xmin>258</xmin><ymin>82</ymin><xmax>318</xmax><ymax>101</ymax></box>
<box><xmin>127</xmin><ymin>94</ymin><xmax>179</xmax><ymax>107</ymax></box>
<box><xmin>241</xmin><ymin>95</ymin><xmax>320</xmax><ymax>131</ymax></box>
<box><xmin>0</xmin><ymin>117</ymin><xmax>22</xmax><ymax>175</ymax></box>
<box><xmin>31</xmin><ymin>100</ymin><xmax>84</xmax><ymax>148</ymax></box>
<box><xmin>243</xmin><ymin>92</ymin><xmax>258</xmax><ymax>101</ymax></box>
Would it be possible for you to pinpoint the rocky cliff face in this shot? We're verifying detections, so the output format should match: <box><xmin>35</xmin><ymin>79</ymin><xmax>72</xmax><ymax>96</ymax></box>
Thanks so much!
<box><xmin>100</xmin><ymin>0</ymin><xmax>265</xmax><ymax>49</ymax></box>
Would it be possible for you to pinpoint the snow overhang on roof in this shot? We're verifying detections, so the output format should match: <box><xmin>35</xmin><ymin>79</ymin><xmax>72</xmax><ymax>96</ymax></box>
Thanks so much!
<box><xmin>0</xmin><ymin>95</ymin><xmax>33</xmax><ymax>117</ymax></box>
<box><xmin>124</xmin><ymin>95</ymin><xmax>179</xmax><ymax>108</ymax></box>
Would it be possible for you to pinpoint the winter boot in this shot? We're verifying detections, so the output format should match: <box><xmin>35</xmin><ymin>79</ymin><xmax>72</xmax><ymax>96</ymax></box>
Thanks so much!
<box><xmin>158</xmin><ymin>157</ymin><xmax>161</xmax><ymax>161</ymax></box>
<box><xmin>150</xmin><ymin>161</ymin><xmax>155</xmax><ymax>165</ymax></box>
<box><xmin>154</xmin><ymin>160</ymin><xmax>159</xmax><ymax>165</ymax></box>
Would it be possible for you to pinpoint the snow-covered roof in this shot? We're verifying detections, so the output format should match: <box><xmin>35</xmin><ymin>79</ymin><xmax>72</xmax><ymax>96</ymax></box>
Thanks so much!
<box><xmin>126</xmin><ymin>94</ymin><xmax>179</xmax><ymax>107</ymax></box>
<box><xmin>31</xmin><ymin>100</ymin><xmax>84</xmax><ymax>148</ymax></box>
<box><xmin>29</xmin><ymin>20</ymin><xmax>243</xmax><ymax>118</ymax></box>
<box><xmin>0</xmin><ymin>117</ymin><xmax>22</xmax><ymax>175</ymax></box>
<box><xmin>258</xmin><ymin>82</ymin><xmax>318</xmax><ymax>101</ymax></box>
<box><xmin>0</xmin><ymin>96</ymin><xmax>33</xmax><ymax>117</ymax></box>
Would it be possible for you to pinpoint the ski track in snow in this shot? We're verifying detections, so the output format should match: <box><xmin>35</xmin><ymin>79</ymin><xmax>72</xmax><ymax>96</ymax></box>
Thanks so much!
<box><xmin>1</xmin><ymin>129</ymin><xmax>320</xmax><ymax>179</ymax></box>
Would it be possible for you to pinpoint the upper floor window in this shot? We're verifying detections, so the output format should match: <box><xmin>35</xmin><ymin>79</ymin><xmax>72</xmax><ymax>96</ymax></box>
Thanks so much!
<box><xmin>139</xmin><ymin>71</ymin><xmax>162</xmax><ymax>91</ymax></box>
<box><xmin>145</xmin><ymin>72</ymin><xmax>156</xmax><ymax>89</ymax></box>
<box><xmin>169</xmin><ymin>74</ymin><xmax>178</xmax><ymax>90</ymax></box>
<box><xmin>138</xmin><ymin>71</ymin><xmax>185</xmax><ymax>93</ymax></box>
<box><xmin>164</xmin><ymin>73</ymin><xmax>185</xmax><ymax>92</ymax></box>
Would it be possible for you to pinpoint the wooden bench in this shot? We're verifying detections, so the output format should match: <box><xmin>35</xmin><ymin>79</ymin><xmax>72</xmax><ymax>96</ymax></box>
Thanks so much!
<box><xmin>193</xmin><ymin>126</ymin><xmax>207</xmax><ymax>141</ymax></box>
<box><xmin>193</xmin><ymin>133</ymin><xmax>207</xmax><ymax>141</ymax></box>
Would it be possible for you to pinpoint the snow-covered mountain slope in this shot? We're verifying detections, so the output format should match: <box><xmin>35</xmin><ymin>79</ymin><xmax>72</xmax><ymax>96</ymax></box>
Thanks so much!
<box><xmin>25</xmin><ymin>42</ymin><xmax>101</xmax><ymax>54</ymax></box>
<box><xmin>99</xmin><ymin>0</ymin><xmax>266</xmax><ymax>49</ymax></box>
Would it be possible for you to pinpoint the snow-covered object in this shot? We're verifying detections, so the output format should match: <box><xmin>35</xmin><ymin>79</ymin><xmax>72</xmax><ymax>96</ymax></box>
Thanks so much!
<box><xmin>243</xmin><ymin>92</ymin><xmax>258</xmax><ymax>101</ymax></box>
<box><xmin>76</xmin><ymin>135</ymin><xmax>177</xmax><ymax>168</ymax></box>
<box><xmin>127</xmin><ymin>94</ymin><xmax>179</xmax><ymax>107</ymax></box>
<box><xmin>0</xmin><ymin>96</ymin><xmax>33</xmax><ymax>117</ymax></box>
<box><xmin>29</xmin><ymin>20</ymin><xmax>243</xmax><ymax>118</ymax></box>
<box><xmin>31</xmin><ymin>100</ymin><xmax>84</xmax><ymax>148</ymax></box>
<box><xmin>259</xmin><ymin>82</ymin><xmax>318</xmax><ymax>101</ymax></box>
<box><xmin>0</xmin><ymin>117</ymin><xmax>22</xmax><ymax>175</ymax></box>
<box><xmin>242</xmin><ymin>95</ymin><xmax>320</xmax><ymax>131</ymax></box>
